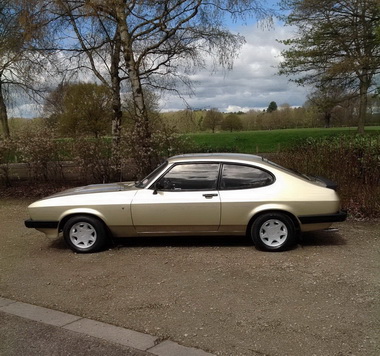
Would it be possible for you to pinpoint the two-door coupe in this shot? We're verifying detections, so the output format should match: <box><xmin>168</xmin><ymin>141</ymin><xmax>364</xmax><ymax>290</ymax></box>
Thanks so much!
<box><xmin>25</xmin><ymin>153</ymin><xmax>347</xmax><ymax>252</ymax></box>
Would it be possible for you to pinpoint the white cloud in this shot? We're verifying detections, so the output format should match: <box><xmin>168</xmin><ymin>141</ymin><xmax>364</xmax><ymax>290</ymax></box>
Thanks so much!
<box><xmin>8</xmin><ymin>102</ymin><xmax>42</xmax><ymax>119</ymax></box>
<box><xmin>225</xmin><ymin>105</ymin><xmax>253</xmax><ymax>113</ymax></box>
<box><xmin>161</xmin><ymin>23</ymin><xmax>308</xmax><ymax>112</ymax></box>
<box><xmin>10</xmin><ymin>21</ymin><xmax>308</xmax><ymax>117</ymax></box>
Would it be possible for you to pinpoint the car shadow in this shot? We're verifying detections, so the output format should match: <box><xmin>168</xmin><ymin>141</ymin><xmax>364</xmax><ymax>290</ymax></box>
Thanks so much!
<box><xmin>300</xmin><ymin>229</ymin><xmax>346</xmax><ymax>247</ymax></box>
<box><xmin>49</xmin><ymin>237</ymin><xmax>68</xmax><ymax>250</ymax></box>
<box><xmin>48</xmin><ymin>229</ymin><xmax>346</xmax><ymax>252</ymax></box>
<box><xmin>111</xmin><ymin>229</ymin><xmax>346</xmax><ymax>250</ymax></box>
<box><xmin>111</xmin><ymin>235</ymin><xmax>253</xmax><ymax>249</ymax></box>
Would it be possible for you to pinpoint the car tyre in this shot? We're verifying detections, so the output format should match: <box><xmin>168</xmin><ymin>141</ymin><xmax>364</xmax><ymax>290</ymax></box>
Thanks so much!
<box><xmin>251</xmin><ymin>212</ymin><xmax>296</xmax><ymax>252</ymax></box>
<box><xmin>63</xmin><ymin>215</ymin><xmax>107</xmax><ymax>253</ymax></box>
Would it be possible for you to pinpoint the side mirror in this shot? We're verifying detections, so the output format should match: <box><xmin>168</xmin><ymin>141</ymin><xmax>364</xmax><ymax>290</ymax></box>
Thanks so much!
<box><xmin>152</xmin><ymin>180</ymin><xmax>163</xmax><ymax>195</ymax></box>
<box><xmin>152</xmin><ymin>178</ymin><xmax>172</xmax><ymax>194</ymax></box>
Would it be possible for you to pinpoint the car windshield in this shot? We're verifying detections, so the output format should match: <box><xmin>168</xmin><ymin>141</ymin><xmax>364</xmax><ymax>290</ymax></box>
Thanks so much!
<box><xmin>135</xmin><ymin>161</ymin><xmax>169</xmax><ymax>188</ymax></box>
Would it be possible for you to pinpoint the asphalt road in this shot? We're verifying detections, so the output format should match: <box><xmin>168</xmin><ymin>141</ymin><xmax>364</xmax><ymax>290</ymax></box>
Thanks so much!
<box><xmin>0</xmin><ymin>297</ymin><xmax>212</xmax><ymax>356</ymax></box>
<box><xmin>1</xmin><ymin>312</ymin><xmax>151</xmax><ymax>356</ymax></box>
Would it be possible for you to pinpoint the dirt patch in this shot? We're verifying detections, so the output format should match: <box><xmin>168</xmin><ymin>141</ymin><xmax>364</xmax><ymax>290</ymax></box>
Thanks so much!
<box><xmin>1</xmin><ymin>198</ymin><xmax>379</xmax><ymax>355</ymax></box>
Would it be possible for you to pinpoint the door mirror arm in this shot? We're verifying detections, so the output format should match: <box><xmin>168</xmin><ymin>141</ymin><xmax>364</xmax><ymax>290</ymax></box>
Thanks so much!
<box><xmin>152</xmin><ymin>181</ymin><xmax>162</xmax><ymax>195</ymax></box>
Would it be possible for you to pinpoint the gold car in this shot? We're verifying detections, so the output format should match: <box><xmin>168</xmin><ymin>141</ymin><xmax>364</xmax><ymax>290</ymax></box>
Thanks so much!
<box><xmin>25</xmin><ymin>153</ymin><xmax>347</xmax><ymax>252</ymax></box>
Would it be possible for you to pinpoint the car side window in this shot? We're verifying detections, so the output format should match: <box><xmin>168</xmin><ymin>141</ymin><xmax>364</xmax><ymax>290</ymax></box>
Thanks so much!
<box><xmin>157</xmin><ymin>163</ymin><xmax>219</xmax><ymax>191</ymax></box>
<box><xmin>221</xmin><ymin>164</ymin><xmax>274</xmax><ymax>190</ymax></box>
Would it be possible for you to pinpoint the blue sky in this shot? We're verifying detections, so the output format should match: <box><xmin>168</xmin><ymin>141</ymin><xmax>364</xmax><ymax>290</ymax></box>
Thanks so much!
<box><xmin>159</xmin><ymin>18</ymin><xmax>307</xmax><ymax>113</ymax></box>
<box><xmin>161</xmin><ymin>0</ymin><xmax>308</xmax><ymax>113</ymax></box>
<box><xmin>9</xmin><ymin>1</ymin><xmax>308</xmax><ymax>118</ymax></box>
<box><xmin>158</xmin><ymin>0</ymin><xmax>308</xmax><ymax>112</ymax></box>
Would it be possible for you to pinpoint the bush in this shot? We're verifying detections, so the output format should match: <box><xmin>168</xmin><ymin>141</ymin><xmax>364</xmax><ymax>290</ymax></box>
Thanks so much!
<box><xmin>2</xmin><ymin>126</ymin><xmax>379</xmax><ymax>220</ymax></box>
<box><xmin>16</xmin><ymin>127</ymin><xmax>65</xmax><ymax>183</ymax></box>
<box><xmin>0</xmin><ymin>139</ymin><xmax>16</xmax><ymax>187</ymax></box>
<box><xmin>273</xmin><ymin>135</ymin><xmax>380</xmax><ymax>219</ymax></box>
<box><xmin>120</xmin><ymin>123</ymin><xmax>193</xmax><ymax>179</ymax></box>
<box><xmin>71</xmin><ymin>136</ymin><xmax>119</xmax><ymax>183</ymax></box>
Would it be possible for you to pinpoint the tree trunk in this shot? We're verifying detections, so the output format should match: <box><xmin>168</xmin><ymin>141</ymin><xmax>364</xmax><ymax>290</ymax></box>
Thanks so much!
<box><xmin>110</xmin><ymin>67</ymin><xmax>123</xmax><ymax>180</ymax></box>
<box><xmin>111</xmin><ymin>89</ymin><xmax>122</xmax><ymax>145</ymax></box>
<box><xmin>110</xmin><ymin>86</ymin><xmax>123</xmax><ymax>181</ymax></box>
<box><xmin>115</xmin><ymin>1</ymin><xmax>152</xmax><ymax>177</ymax></box>
<box><xmin>0</xmin><ymin>83</ymin><xmax>10</xmax><ymax>138</ymax></box>
<box><xmin>110</xmin><ymin>28</ymin><xmax>123</xmax><ymax>149</ymax></box>
<box><xmin>358</xmin><ymin>73</ymin><xmax>369</xmax><ymax>134</ymax></box>
<box><xmin>324</xmin><ymin>112</ymin><xmax>331</xmax><ymax>128</ymax></box>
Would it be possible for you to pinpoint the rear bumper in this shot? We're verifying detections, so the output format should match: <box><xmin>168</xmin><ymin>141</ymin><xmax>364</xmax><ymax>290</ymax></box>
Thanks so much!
<box><xmin>25</xmin><ymin>220</ymin><xmax>59</xmax><ymax>229</ymax></box>
<box><xmin>298</xmin><ymin>210</ymin><xmax>347</xmax><ymax>224</ymax></box>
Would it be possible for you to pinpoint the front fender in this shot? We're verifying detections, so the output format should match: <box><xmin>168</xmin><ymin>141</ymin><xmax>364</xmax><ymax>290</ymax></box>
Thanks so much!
<box><xmin>58</xmin><ymin>208</ymin><xmax>107</xmax><ymax>223</ymax></box>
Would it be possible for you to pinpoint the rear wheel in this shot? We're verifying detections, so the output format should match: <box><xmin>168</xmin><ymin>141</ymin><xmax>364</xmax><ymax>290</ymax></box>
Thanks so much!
<box><xmin>63</xmin><ymin>215</ymin><xmax>107</xmax><ymax>253</ymax></box>
<box><xmin>251</xmin><ymin>212</ymin><xmax>296</xmax><ymax>251</ymax></box>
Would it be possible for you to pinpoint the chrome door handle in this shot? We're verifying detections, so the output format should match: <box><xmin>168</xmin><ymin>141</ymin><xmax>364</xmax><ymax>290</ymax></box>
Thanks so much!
<box><xmin>203</xmin><ymin>193</ymin><xmax>218</xmax><ymax>199</ymax></box>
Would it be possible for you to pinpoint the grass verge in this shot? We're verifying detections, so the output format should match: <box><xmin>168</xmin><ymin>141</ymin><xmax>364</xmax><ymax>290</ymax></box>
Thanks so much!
<box><xmin>185</xmin><ymin>127</ymin><xmax>380</xmax><ymax>153</ymax></box>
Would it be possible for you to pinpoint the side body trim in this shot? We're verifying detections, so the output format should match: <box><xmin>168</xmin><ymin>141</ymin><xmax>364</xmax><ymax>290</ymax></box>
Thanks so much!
<box><xmin>298</xmin><ymin>211</ymin><xmax>347</xmax><ymax>224</ymax></box>
<box><xmin>24</xmin><ymin>220</ymin><xmax>59</xmax><ymax>229</ymax></box>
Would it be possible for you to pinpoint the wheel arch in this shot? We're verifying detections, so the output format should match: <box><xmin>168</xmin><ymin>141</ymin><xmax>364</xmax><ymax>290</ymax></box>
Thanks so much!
<box><xmin>246</xmin><ymin>209</ymin><xmax>301</xmax><ymax>237</ymax></box>
<box><xmin>58</xmin><ymin>211</ymin><xmax>111</xmax><ymax>237</ymax></box>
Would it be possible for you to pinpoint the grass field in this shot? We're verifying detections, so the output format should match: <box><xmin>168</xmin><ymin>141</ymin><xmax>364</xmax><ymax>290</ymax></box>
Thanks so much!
<box><xmin>185</xmin><ymin>126</ymin><xmax>380</xmax><ymax>153</ymax></box>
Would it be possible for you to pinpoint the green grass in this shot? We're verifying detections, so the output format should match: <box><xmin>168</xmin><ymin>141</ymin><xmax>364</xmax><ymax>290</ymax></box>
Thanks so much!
<box><xmin>185</xmin><ymin>127</ymin><xmax>380</xmax><ymax>153</ymax></box>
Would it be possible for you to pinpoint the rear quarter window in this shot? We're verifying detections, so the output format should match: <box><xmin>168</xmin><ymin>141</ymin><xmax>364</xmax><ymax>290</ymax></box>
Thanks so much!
<box><xmin>220</xmin><ymin>164</ymin><xmax>274</xmax><ymax>190</ymax></box>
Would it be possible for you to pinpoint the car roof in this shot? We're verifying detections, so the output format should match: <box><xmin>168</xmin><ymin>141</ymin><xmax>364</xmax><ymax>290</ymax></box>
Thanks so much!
<box><xmin>168</xmin><ymin>153</ymin><xmax>264</xmax><ymax>164</ymax></box>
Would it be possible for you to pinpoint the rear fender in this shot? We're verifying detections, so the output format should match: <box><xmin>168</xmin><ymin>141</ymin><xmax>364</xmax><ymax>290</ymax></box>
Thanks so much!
<box><xmin>246</xmin><ymin>204</ymin><xmax>300</xmax><ymax>233</ymax></box>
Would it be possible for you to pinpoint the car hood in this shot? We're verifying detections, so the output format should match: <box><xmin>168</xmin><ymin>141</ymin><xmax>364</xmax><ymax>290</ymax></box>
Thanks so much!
<box><xmin>46</xmin><ymin>182</ymin><xmax>137</xmax><ymax>199</ymax></box>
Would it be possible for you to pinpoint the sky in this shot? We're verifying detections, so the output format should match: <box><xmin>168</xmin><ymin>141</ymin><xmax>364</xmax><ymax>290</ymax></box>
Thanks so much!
<box><xmin>159</xmin><ymin>21</ymin><xmax>308</xmax><ymax>113</ymax></box>
<box><xmin>8</xmin><ymin>4</ymin><xmax>310</xmax><ymax>118</ymax></box>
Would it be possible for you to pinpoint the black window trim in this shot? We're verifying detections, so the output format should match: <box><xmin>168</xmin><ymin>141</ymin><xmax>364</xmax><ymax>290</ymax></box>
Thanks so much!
<box><xmin>149</xmin><ymin>161</ymin><xmax>221</xmax><ymax>192</ymax></box>
<box><xmin>147</xmin><ymin>161</ymin><xmax>276</xmax><ymax>192</ymax></box>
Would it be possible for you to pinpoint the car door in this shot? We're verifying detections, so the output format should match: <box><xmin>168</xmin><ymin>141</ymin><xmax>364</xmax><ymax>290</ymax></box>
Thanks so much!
<box><xmin>131</xmin><ymin>163</ymin><xmax>221</xmax><ymax>233</ymax></box>
<box><xmin>218</xmin><ymin>163</ymin><xmax>275</xmax><ymax>233</ymax></box>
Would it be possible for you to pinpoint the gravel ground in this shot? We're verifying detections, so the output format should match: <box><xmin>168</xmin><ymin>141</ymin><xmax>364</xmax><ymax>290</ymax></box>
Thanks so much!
<box><xmin>1</xmin><ymin>198</ymin><xmax>379</xmax><ymax>356</ymax></box>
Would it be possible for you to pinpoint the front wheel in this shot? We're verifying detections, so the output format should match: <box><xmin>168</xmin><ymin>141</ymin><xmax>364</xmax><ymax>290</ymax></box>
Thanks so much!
<box><xmin>250</xmin><ymin>213</ymin><xmax>297</xmax><ymax>252</ymax></box>
<box><xmin>63</xmin><ymin>215</ymin><xmax>108</xmax><ymax>253</ymax></box>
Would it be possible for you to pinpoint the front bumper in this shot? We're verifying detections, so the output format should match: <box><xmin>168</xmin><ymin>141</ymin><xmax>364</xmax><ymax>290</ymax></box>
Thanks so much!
<box><xmin>25</xmin><ymin>220</ymin><xmax>59</xmax><ymax>229</ymax></box>
<box><xmin>298</xmin><ymin>210</ymin><xmax>347</xmax><ymax>224</ymax></box>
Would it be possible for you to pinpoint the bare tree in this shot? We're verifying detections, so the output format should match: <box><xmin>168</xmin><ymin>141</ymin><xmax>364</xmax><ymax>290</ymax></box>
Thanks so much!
<box><xmin>52</xmin><ymin>0</ymin><xmax>269</xmax><ymax>176</ymax></box>
<box><xmin>307</xmin><ymin>86</ymin><xmax>355</xmax><ymax>128</ymax></box>
<box><xmin>53</xmin><ymin>0</ymin><xmax>124</xmax><ymax>147</ymax></box>
<box><xmin>0</xmin><ymin>0</ymin><xmax>54</xmax><ymax>138</ymax></box>
<box><xmin>221</xmin><ymin>113</ymin><xmax>243</xmax><ymax>132</ymax></box>
<box><xmin>203</xmin><ymin>109</ymin><xmax>223</xmax><ymax>133</ymax></box>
